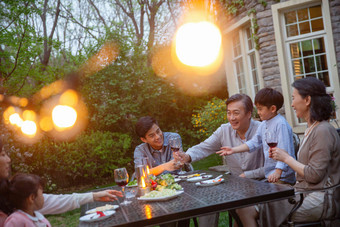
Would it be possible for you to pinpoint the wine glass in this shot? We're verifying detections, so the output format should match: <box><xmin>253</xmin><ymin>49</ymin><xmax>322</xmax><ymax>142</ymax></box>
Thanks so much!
<box><xmin>169</xmin><ymin>136</ymin><xmax>186</xmax><ymax>174</ymax></box>
<box><xmin>114</xmin><ymin>167</ymin><xmax>131</xmax><ymax>205</ymax></box>
<box><xmin>266</xmin><ymin>131</ymin><xmax>278</xmax><ymax>158</ymax></box>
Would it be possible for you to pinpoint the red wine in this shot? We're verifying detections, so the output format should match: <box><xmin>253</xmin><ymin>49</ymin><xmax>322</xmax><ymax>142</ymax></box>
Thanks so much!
<box><xmin>116</xmin><ymin>180</ymin><xmax>128</xmax><ymax>187</ymax></box>
<box><xmin>171</xmin><ymin>147</ymin><xmax>180</xmax><ymax>152</ymax></box>
<box><xmin>267</xmin><ymin>142</ymin><xmax>277</xmax><ymax>148</ymax></box>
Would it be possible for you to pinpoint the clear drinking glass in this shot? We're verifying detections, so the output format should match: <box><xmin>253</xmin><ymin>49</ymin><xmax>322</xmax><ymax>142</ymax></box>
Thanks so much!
<box><xmin>114</xmin><ymin>167</ymin><xmax>131</xmax><ymax>205</ymax></box>
<box><xmin>266</xmin><ymin>131</ymin><xmax>278</xmax><ymax>158</ymax></box>
<box><xmin>169</xmin><ymin>136</ymin><xmax>186</xmax><ymax>174</ymax></box>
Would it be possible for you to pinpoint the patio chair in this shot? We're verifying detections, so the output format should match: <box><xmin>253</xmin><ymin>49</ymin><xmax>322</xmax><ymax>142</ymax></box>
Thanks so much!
<box><xmin>283</xmin><ymin>182</ymin><xmax>340</xmax><ymax>227</ymax></box>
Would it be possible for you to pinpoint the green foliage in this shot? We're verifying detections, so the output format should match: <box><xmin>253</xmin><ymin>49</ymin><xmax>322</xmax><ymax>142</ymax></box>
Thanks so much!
<box><xmin>191</xmin><ymin>97</ymin><xmax>228</xmax><ymax>140</ymax></box>
<box><xmin>258</xmin><ymin>0</ymin><xmax>268</xmax><ymax>8</ymax></box>
<box><xmin>8</xmin><ymin>130</ymin><xmax>132</xmax><ymax>191</ymax></box>
<box><xmin>224</xmin><ymin>0</ymin><xmax>245</xmax><ymax>15</ymax></box>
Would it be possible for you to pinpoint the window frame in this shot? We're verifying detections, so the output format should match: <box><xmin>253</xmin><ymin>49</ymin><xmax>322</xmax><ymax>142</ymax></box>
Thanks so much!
<box><xmin>223</xmin><ymin>15</ymin><xmax>264</xmax><ymax>100</ymax></box>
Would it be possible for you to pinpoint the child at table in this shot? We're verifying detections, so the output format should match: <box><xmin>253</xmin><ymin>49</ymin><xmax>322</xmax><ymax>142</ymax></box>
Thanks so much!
<box><xmin>217</xmin><ymin>88</ymin><xmax>296</xmax><ymax>184</ymax></box>
<box><xmin>4</xmin><ymin>173</ymin><xmax>51</xmax><ymax>227</ymax></box>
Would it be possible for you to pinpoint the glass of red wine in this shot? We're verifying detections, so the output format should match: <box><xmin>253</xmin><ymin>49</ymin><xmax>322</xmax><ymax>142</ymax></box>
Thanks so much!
<box><xmin>266</xmin><ymin>131</ymin><xmax>278</xmax><ymax>158</ymax></box>
<box><xmin>114</xmin><ymin>167</ymin><xmax>131</xmax><ymax>205</ymax></box>
<box><xmin>169</xmin><ymin>136</ymin><xmax>186</xmax><ymax>174</ymax></box>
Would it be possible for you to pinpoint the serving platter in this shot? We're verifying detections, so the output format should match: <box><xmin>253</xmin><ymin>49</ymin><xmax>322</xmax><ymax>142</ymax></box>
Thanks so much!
<box><xmin>137</xmin><ymin>190</ymin><xmax>184</xmax><ymax>202</ymax></box>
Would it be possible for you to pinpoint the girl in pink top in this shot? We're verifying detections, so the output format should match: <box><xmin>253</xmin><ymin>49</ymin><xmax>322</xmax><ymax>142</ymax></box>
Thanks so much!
<box><xmin>4</xmin><ymin>173</ymin><xmax>51</xmax><ymax>227</ymax></box>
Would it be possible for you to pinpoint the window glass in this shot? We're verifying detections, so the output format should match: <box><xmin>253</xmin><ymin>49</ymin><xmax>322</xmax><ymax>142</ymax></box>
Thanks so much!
<box><xmin>285</xmin><ymin>5</ymin><xmax>323</xmax><ymax>37</ymax></box>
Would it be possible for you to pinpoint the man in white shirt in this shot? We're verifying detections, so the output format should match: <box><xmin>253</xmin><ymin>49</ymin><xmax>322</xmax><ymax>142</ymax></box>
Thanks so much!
<box><xmin>175</xmin><ymin>94</ymin><xmax>265</xmax><ymax>226</ymax></box>
<box><xmin>179</xmin><ymin>94</ymin><xmax>264</xmax><ymax>178</ymax></box>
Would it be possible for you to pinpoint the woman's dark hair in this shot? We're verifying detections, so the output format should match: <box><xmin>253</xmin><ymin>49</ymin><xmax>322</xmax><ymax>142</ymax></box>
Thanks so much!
<box><xmin>226</xmin><ymin>94</ymin><xmax>253</xmax><ymax>114</ymax></box>
<box><xmin>0</xmin><ymin>179</ymin><xmax>13</xmax><ymax>215</ymax></box>
<box><xmin>292</xmin><ymin>77</ymin><xmax>332</xmax><ymax>122</ymax></box>
<box><xmin>8</xmin><ymin>173</ymin><xmax>44</xmax><ymax>210</ymax></box>
<box><xmin>135</xmin><ymin>116</ymin><xmax>159</xmax><ymax>138</ymax></box>
<box><xmin>255</xmin><ymin>87</ymin><xmax>284</xmax><ymax>110</ymax></box>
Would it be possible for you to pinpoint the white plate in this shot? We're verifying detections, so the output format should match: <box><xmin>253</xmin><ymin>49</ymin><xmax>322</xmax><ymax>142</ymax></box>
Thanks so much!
<box><xmin>195</xmin><ymin>178</ymin><xmax>225</xmax><ymax>187</ymax></box>
<box><xmin>178</xmin><ymin>173</ymin><xmax>206</xmax><ymax>179</ymax></box>
<box><xmin>137</xmin><ymin>190</ymin><xmax>184</xmax><ymax>201</ymax></box>
<box><xmin>174</xmin><ymin>178</ymin><xmax>181</xmax><ymax>183</ymax></box>
<box><xmin>85</xmin><ymin>205</ymin><xmax>119</xmax><ymax>214</ymax></box>
<box><xmin>187</xmin><ymin>175</ymin><xmax>213</xmax><ymax>182</ymax></box>
<box><xmin>80</xmin><ymin>210</ymin><xmax>115</xmax><ymax>222</ymax></box>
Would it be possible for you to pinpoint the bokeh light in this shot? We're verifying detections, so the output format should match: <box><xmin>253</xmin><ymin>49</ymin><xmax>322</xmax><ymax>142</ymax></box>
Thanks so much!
<box><xmin>59</xmin><ymin>89</ymin><xmax>78</xmax><ymax>106</ymax></box>
<box><xmin>79</xmin><ymin>41</ymin><xmax>119</xmax><ymax>77</ymax></box>
<box><xmin>52</xmin><ymin>105</ymin><xmax>77</xmax><ymax>129</ymax></box>
<box><xmin>175</xmin><ymin>21</ymin><xmax>222</xmax><ymax>67</ymax></box>
<box><xmin>21</xmin><ymin>120</ymin><xmax>37</xmax><ymax>137</ymax></box>
<box><xmin>9</xmin><ymin>113</ymin><xmax>23</xmax><ymax>127</ymax></box>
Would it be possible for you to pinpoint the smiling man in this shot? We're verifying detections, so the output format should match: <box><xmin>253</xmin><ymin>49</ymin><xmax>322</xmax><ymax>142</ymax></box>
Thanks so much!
<box><xmin>178</xmin><ymin>94</ymin><xmax>264</xmax><ymax>178</ymax></box>
<box><xmin>134</xmin><ymin>116</ymin><xmax>181</xmax><ymax>176</ymax></box>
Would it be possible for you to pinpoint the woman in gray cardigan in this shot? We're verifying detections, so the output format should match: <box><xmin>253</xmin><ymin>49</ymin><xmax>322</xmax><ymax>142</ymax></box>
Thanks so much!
<box><xmin>237</xmin><ymin>77</ymin><xmax>340</xmax><ymax>227</ymax></box>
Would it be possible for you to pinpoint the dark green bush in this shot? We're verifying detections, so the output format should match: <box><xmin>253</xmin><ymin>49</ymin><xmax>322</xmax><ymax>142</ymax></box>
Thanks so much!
<box><xmin>8</xmin><ymin>130</ymin><xmax>132</xmax><ymax>191</ymax></box>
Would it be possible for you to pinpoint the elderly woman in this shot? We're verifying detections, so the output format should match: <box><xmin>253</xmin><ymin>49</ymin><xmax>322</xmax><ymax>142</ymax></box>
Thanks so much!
<box><xmin>237</xmin><ymin>77</ymin><xmax>340</xmax><ymax>227</ymax></box>
<box><xmin>0</xmin><ymin>140</ymin><xmax>123</xmax><ymax>226</ymax></box>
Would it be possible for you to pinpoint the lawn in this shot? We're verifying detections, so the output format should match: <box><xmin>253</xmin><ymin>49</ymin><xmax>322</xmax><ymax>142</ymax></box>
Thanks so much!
<box><xmin>46</xmin><ymin>154</ymin><xmax>231</xmax><ymax>227</ymax></box>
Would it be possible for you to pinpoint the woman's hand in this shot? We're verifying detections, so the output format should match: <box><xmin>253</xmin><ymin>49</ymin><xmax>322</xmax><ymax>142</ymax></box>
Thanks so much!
<box><xmin>93</xmin><ymin>190</ymin><xmax>123</xmax><ymax>202</ymax></box>
<box><xmin>270</xmin><ymin>147</ymin><xmax>289</xmax><ymax>163</ymax></box>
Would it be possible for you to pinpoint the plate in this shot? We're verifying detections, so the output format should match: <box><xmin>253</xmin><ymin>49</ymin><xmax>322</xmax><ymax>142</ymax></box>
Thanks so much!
<box><xmin>187</xmin><ymin>175</ymin><xmax>213</xmax><ymax>182</ymax></box>
<box><xmin>178</xmin><ymin>173</ymin><xmax>206</xmax><ymax>179</ymax></box>
<box><xmin>80</xmin><ymin>210</ymin><xmax>116</xmax><ymax>222</ymax></box>
<box><xmin>174</xmin><ymin>178</ymin><xmax>181</xmax><ymax>183</ymax></box>
<box><xmin>195</xmin><ymin>178</ymin><xmax>225</xmax><ymax>187</ymax></box>
<box><xmin>137</xmin><ymin>191</ymin><xmax>184</xmax><ymax>201</ymax></box>
<box><xmin>85</xmin><ymin>205</ymin><xmax>119</xmax><ymax>214</ymax></box>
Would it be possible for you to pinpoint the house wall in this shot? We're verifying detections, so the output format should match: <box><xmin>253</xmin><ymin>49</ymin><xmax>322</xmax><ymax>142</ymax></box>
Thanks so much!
<box><xmin>221</xmin><ymin>0</ymin><xmax>340</xmax><ymax>132</ymax></box>
<box><xmin>329</xmin><ymin>0</ymin><xmax>340</xmax><ymax>82</ymax></box>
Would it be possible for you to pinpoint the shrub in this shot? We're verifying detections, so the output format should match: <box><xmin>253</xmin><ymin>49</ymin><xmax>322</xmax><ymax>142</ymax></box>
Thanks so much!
<box><xmin>8</xmin><ymin>130</ymin><xmax>132</xmax><ymax>191</ymax></box>
<box><xmin>191</xmin><ymin>97</ymin><xmax>228</xmax><ymax>140</ymax></box>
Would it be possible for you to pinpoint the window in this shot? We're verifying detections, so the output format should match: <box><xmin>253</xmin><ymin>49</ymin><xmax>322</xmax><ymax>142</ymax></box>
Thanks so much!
<box><xmin>272</xmin><ymin>0</ymin><xmax>340</xmax><ymax>131</ymax></box>
<box><xmin>229</xmin><ymin>22</ymin><xmax>262</xmax><ymax>98</ymax></box>
<box><xmin>285</xmin><ymin>5</ymin><xmax>330</xmax><ymax>88</ymax></box>
<box><xmin>245</xmin><ymin>27</ymin><xmax>260</xmax><ymax>94</ymax></box>
<box><xmin>232</xmin><ymin>33</ymin><xmax>247</xmax><ymax>94</ymax></box>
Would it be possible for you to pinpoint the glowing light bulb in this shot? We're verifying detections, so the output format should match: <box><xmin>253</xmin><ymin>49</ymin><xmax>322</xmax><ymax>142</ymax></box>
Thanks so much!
<box><xmin>175</xmin><ymin>21</ymin><xmax>222</xmax><ymax>67</ymax></box>
<box><xmin>52</xmin><ymin>105</ymin><xmax>77</xmax><ymax>129</ymax></box>
<box><xmin>21</xmin><ymin>120</ymin><xmax>37</xmax><ymax>137</ymax></box>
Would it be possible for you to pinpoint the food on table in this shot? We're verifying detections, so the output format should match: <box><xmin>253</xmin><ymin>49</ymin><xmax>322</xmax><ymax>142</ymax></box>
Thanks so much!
<box><xmin>140</xmin><ymin>189</ymin><xmax>177</xmax><ymax>198</ymax></box>
<box><xmin>149</xmin><ymin>173</ymin><xmax>182</xmax><ymax>191</ymax></box>
<box><xmin>178</xmin><ymin>173</ymin><xmax>205</xmax><ymax>179</ymax></box>
<box><xmin>127</xmin><ymin>179</ymin><xmax>137</xmax><ymax>186</ymax></box>
<box><xmin>86</xmin><ymin>204</ymin><xmax>115</xmax><ymax>214</ymax></box>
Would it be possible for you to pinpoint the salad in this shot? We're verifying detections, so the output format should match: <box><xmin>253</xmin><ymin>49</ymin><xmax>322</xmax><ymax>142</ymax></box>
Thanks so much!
<box><xmin>150</xmin><ymin>173</ymin><xmax>182</xmax><ymax>191</ymax></box>
<box><xmin>140</xmin><ymin>189</ymin><xmax>177</xmax><ymax>198</ymax></box>
<box><xmin>127</xmin><ymin>179</ymin><xmax>137</xmax><ymax>187</ymax></box>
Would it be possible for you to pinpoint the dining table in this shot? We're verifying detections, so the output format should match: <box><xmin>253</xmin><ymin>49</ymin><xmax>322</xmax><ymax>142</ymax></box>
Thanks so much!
<box><xmin>79</xmin><ymin>170</ymin><xmax>294</xmax><ymax>227</ymax></box>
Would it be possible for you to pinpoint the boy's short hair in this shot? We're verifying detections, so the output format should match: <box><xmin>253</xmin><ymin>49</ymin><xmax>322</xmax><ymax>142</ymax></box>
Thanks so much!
<box><xmin>135</xmin><ymin>116</ymin><xmax>158</xmax><ymax>138</ymax></box>
<box><xmin>255</xmin><ymin>88</ymin><xmax>284</xmax><ymax>110</ymax></box>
